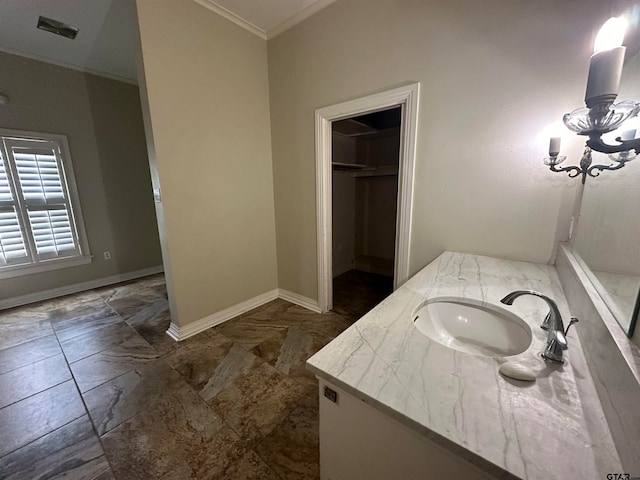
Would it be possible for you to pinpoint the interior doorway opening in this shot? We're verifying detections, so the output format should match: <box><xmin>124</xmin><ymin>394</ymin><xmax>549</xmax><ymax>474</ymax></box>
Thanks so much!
<box><xmin>331</xmin><ymin>108</ymin><xmax>401</xmax><ymax>319</ymax></box>
<box><xmin>315</xmin><ymin>83</ymin><xmax>420</xmax><ymax>314</ymax></box>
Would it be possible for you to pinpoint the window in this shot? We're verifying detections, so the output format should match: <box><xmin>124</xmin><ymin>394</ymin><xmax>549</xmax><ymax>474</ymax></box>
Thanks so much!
<box><xmin>0</xmin><ymin>129</ymin><xmax>90</xmax><ymax>278</ymax></box>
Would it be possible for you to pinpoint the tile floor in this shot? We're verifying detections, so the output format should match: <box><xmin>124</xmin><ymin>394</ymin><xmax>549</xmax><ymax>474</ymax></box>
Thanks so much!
<box><xmin>332</xmin><ymin>270</ymin><xmax>393</xmax><ymax>320</ymax></box>
<box><xmin>0</xmin><ymin>270</ymin><xmax>389</xmax><ymax>479</ymax></box>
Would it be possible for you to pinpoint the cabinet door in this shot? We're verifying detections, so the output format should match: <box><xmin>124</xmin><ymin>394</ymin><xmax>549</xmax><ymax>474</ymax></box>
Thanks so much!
<box><xmin>318</xmin><ymin>382</ymin><xmax>496</xmax><ymax>480</ymax></box>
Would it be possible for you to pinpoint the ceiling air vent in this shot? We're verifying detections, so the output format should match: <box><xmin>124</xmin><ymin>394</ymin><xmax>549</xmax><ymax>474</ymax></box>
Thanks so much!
<box><xmin>37</xmin><ymin>16</ymin><xmax>79</xmax><ymax>40</ymax></box>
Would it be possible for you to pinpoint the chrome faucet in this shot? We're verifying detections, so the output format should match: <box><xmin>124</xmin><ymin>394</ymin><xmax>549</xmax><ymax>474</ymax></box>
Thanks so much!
<box><xmin>500</xmin><ymin>290</ymin><xmax>578</xmax><ymax>364</ymax></box>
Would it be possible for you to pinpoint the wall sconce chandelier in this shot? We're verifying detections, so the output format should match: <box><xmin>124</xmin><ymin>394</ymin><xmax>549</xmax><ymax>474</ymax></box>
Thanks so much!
<box><xmin>545</xmin><ymin>17</ymin><xmax>640</xmax><ymax>184</ymax></box>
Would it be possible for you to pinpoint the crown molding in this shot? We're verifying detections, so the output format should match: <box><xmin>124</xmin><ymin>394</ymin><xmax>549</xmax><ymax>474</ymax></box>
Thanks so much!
<box><xmin>193</xmin><ymin>0</ymin><xmax>267</xmax><ymax>40</ymax></box>
<box><xmin>267</xmin><ymin>0</ymin><xmax>337</xmax><ymax>39</ymax></box>
<box><xmin>192</xmin><ymin>0</ymin><xmax>336</xmax><ymax>41</ymax></box>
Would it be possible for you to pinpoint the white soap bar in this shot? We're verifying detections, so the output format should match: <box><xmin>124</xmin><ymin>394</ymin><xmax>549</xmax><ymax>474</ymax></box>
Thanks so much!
<box><xmin>499</xmin><ymin>362</ymin><xmax>536</xmax><ymax>382</ymax></box>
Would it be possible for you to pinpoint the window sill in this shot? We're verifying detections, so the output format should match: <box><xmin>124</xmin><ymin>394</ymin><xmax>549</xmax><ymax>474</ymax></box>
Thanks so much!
<box><xmin>0</xmin><ymin>255</ymin><xmax>93</xmax><ymax>280</ymax></box>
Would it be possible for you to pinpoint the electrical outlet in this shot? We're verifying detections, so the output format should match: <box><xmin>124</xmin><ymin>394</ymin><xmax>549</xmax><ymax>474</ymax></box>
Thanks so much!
<box><xmin>323</xmin><ymin>386</ymin><xmax>338</xmax><ymax>403</ymax></box>
<box><xmin>103</xmin><ymin>251</ymin><xmax>111</xmax><ymax>260</ymax></box>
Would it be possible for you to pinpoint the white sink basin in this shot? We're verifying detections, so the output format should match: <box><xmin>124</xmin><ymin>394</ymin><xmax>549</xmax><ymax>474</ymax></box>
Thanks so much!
<box><xmin>413</xmin><ymin>298</ymin><xmax>532</xmax><ymax>357</ymax></box>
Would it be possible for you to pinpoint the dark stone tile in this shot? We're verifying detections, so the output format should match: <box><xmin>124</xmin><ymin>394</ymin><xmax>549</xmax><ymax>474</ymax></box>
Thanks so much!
<box><xmin>294</xmin><ymin>312</ymin><xmax>353</xmax><ymax>350</ymax></box>
<box><xmin>235</xmin><ymin>299</ymin><xmax>295</xmax><ymax>321</ymax></box>
<box><xmin>0</xmin><ymin>334</ymin><xmax>61</xmax><ymax>374</ymax></box>
<box><xmin>0</xmin><ymin>415</ymin><xmax>111</xmax><ymax>480</ymax></box>
<box><xmin>84</xmin><ymin>359</ymin><xmax>188</xmax><ymax>435</ymax></box>
<box><xmin>216</xmin><ymin>450</ymin><xmax>280</xmax><ymax>480</ymax></box>
<box><xmin>0</xmin><ymin>307</ymin><xmax>54</xmax><ymax>351</ymax></box>
<box><xmin>148</xmin><ymin>283</ymin><xmax>168</xmax><ymax>299</ymax></box>
<box><xmin>256</xmin><ymin>391</ymin><xmax>320</xmax><ymax>480</ymax></box>
<box><xmin>163</xmin><ymin>329</ymin><xmax>235</xmax><ymax>393</ymax></box>
<box><xmin>105</xmin><ymin>289</ymin><xmax>167</xmax><ymax>321</ymax></box>
<box><xmin>125</xmin><ymin>298</ymin><xmax>175</xmax><ymax>355</ymax></box>
<box><xmin>0</xmin><ymin>274</ymin><xmax>348</xmax><ymax>480</ymax></box>
<box><xmin>207</xmin><ymin>359</ymin><xmax>311</xmax><ymax>446</ymax></box>
<box><xmin>135</xmin><ymin>273</ymin><xmax>167</xmax><ymax>288</ymax></box>
<box><xmin>101</xmin><ymin>383</ymin><xmax>243</xmax><ymax>480</ymax></box>
<box><xmin>214</xmin><ymin>317</ymin><xmax>288</xmax><ymax>363</ymax></box>
<box><xmin>273</xmin><ymin>325</ymin><xmax>314</xmax><ymax>373</ymax></box>
<box><xmin>96</xmin><ymin>274</ymin><xmax>168</xmax><ymax>305</ymax></box>
<box><xmin>217</xmin><ymin>308</ymin><xmax>350</xmax><ymax>389</ymax></box>
<box><xmin>0</xmin><ymin>380</ymin><xmax>85</xmax><ymax>458</ymax></box>
<box><xmin>158</xmin><ymin>449</ymin><xmax>279</xmax><ymax>480</ymax></box>
<box><xmin>275</xmin><ymin>305</ymin><xmax>353</xmax><ymax>338</ymax></box>
<box><xmin>49</xmin><ymin>292</ymin><xmax>122</xmax><ymax>341</ymax></box>
<box><xmin>198</xmin><ymin>345</ymin><xmax>261</xmax><ymax>403</ymax></box>
<box><xmin>94</xmin><ymin>274</ymin><xmax>166</xmax><ymax>302</ymax></box>
<box><xmin>36</xmin><ymin>290</ymin><xmax>103</xmax><ymax>312</ymax></box>
<box><xmin>0</xmin><ymin>353</ymin><xmax>71</xmax><ymax>409</ymax></box>
<box><xmin>111</xmin><ymin>423</ymin><xmax>246</xmax><ymax>480</ymax></box>
<box><xmin>332</xmin><ymin>269</ymin><xmax>393</xmax><ymax>320</ymax></box>
<box><xmin>93</xmin><ymin>468</ymin><xmax>117</xmax><ymax>480</ymax></box>
<box><xmin>49</xmin><ymin>295</ymin><xmax>122</xmax><ymax>343</ymax></box>
<box><xmin>69</xmin><ymin>340</ymin><xmax>159</xmax><ymax>393</ymax></box>
<box><xmin>273</xmin><ymin>308</ymin><xmax>353</xmax><ymax>354</ymax></box>
<box><xmin>60</xmin><ymin>321</ymin><xmax>148</xmax><ymax>364</ymax></box>
<box><xmin>216</xmin><ymin>302</ymin><xmax>352</xmax><ymax>372</ymax></box>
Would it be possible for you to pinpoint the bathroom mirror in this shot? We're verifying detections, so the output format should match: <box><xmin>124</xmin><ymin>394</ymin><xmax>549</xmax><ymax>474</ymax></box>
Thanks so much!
<box><xmin>572</xmin><ymin>21</ymin><xmax>640</xmax><ymax>339</ymax></box>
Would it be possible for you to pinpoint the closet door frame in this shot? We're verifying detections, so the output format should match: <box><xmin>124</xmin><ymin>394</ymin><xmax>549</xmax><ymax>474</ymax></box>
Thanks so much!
<box><xmin>315</xmin><ymin>83</ymin><xmax>420</xmax><ymax>313</ymax></box>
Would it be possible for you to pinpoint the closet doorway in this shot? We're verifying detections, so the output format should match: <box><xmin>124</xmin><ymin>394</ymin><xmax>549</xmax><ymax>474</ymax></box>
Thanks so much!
<box><xmin>331</xmin><ymin>108</ymin><xmax>401</xmax><ymax>318</ymax></box>
<box><xmin>315</xmin><ymin>83</ymin><xmax>420</xmax><ymax>314</ymax></box>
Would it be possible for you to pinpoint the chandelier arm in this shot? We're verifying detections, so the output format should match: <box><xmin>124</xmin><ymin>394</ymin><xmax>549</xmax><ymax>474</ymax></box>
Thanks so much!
<box><xmin>587</xmin><ymin>134</ymin><xmax>640</xmax><ymax>155</ymax></box>
<box><xmin>587</xmin><ymin>159</ymin><xmax>629</xmax><ymax>178</ymax></box>
<box><xmin>548</xmin><ymin>164</ymin><xmax>582</xmax><ymax>178</ymax></box>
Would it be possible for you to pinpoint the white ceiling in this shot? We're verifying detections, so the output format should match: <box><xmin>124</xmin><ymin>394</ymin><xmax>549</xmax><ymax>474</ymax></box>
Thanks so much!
<box><xmin>0</xmin><ymin>0</ymin><xmax>334</xmax><ymax>85</ymax></box>
<box><xmin>0</xmin><ymin>0</ymin><xmax>140</xmax><ymax>84</ymax></box>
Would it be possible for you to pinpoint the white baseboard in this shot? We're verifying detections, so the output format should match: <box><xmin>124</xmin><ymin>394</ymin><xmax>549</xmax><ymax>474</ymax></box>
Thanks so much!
<box><xmin>0</xmin><ymin>265</ymin><xmax>165</xmax><ymax>310</ymax></box>
<box><xmin>278</xmin><ymin>289</ymin><xmax>322</xmax><ymax>313</ymax></box>
<box><xmin>166</xmin><ymin>322</ymin><xmax>181</xmax><ymax>342</ymax></box>
<box><xmin>165</xmin><ymin>288</ymin><xmax>323</xmax><ymax>342</ymax></box>
<box><xmin>168</xmin><ymin>289</ymin><xmax>279</xmax><ymax>341</ymax></box>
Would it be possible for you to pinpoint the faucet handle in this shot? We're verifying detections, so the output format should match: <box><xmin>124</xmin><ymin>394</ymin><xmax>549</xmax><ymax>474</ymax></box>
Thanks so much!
<box><xmin>556</xmin><ymin>318</ymin><xmax>579</xmax><ymax>351</ymax></box>
<box><xmin>541</xmin><ymin>311</ymin><xmax>552</xmax><ymax>331</ymax></box>
<box><xmin>564</xmin><ymin>317</ymin><xmax>579</xmax><ymax>337</ymax></box>
<box><xmin>542</xmin><ymin>330</ymin><xmax>568</xmax><ymax>363</ymax></box>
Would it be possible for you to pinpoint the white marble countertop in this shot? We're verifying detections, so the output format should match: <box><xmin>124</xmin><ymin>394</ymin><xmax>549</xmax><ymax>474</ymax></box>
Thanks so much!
<box><xmin>307</xmin><ymin>252</ymin><xmax>621</xmax><ymax>480</ymax></box>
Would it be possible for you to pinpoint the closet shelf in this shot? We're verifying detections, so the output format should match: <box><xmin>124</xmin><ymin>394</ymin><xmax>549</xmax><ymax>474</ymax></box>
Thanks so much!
<box><xmin>333</xmin><ymin>163</ymin><xmax>399</xmax><ymax>177</ymax></box>
<box><xmin>354</xmin><ymin>165</ymin><xmax>399</xmax><ymax>178</ymax></box>
<box><xmin>332</xmin><ymin>162</ymin><xmax>374</xmax><ymax>171</ymax></box>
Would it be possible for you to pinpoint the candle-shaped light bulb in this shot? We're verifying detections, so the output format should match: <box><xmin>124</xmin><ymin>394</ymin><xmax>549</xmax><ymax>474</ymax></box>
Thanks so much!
<box><xmin>549</xmin><ymin>137</ymin><xmax>561</xmax><ymax>156</ymax></box>
<box><xmin>621</xmin><ymin>129</ymin><xmax>637</xmax><ymax>141</ymax></box>
<box><xmin>593</xmin><ymin>17</ymin><xmax>627</xmax><ymax>53</ymax></box>
<box><xmin>585</xmin><ymin>17</ymin><xmax>627</xmax><ymax>107</ymax></box>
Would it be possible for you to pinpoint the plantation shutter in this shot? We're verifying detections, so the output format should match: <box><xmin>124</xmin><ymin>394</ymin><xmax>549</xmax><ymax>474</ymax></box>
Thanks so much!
<box><xmin>0</xmin><ymin>151</ymin><xmax>29</xmax><ymax>266</ymax></box>
<box><xmin>2</xmin><ymin>138</ymin><xmax>81</xmax><ymax>263</ymax></box>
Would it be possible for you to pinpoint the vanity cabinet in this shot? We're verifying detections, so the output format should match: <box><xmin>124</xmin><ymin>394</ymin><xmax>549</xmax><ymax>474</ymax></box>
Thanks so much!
<box><xmin>318</xmin><ymin>381</ymin><xmax>496</xmax><ymax>480</ymax></box>
<box><xmin>309</xmin><ymin>252</ymin><xmax>623</xmax><ymax>480</ymax></box>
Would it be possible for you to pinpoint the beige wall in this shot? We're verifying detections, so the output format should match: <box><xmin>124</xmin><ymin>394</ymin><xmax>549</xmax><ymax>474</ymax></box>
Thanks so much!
<box><xmin>268</xmin><ymin>0</ymin><xmax>612</xmax><ymax>299</ymax></box>
<box><xmin>0</xmin><ymin>52</ymin><xmax>162</xmax><ymax>299</ymax></box>
<box><xmin>136</xmin><ymin>0</ymin><xmax>278</xmax><ymax>326</ymax></box>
